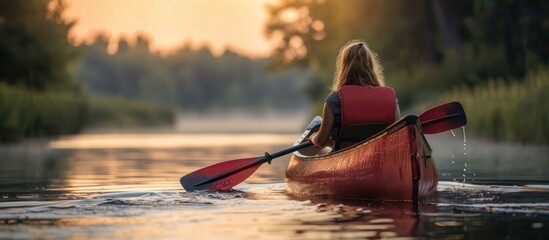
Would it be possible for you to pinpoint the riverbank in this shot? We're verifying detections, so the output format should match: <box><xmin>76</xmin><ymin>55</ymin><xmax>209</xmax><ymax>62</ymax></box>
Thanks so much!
<box><xmin>0</xmin><ymin>83</ymin><xmax>87</xmax><ymax>143</ymax></box>
<box><xmin>417</xmin><ymin>66</ymin><xmax>549</xmax><ymax>145</ymax></box>
<box><xmin>0</xmin><ymin>83</ymin><xmax>175</xmax><ymax>143</ymax></box>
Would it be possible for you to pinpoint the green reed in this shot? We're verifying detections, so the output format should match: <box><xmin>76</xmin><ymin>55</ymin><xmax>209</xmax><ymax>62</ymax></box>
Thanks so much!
<box><xmin>420</xmin><ymin>66</ymin><xmax>549</xmax><ymax>144</ymax></box>
<box><xmin>0</xmin><ymin>83</ymin><xmax>87</xmax><ymax>142</ymax></box>
<box><xmin>1</xmin><ymin>84</ymin><xmax>175</xmax><ymax>143</ymax></box>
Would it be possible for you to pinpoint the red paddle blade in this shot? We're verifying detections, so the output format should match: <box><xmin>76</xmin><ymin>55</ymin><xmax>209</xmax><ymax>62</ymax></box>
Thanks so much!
<box><xmin>180</xmin><ymin>157</ymin><xmax>262</xmax><ymax>192</ymax></box>
<box><xmin>419</xmin><ymin>102</ymin><xmax>467</xmax><ymax>134</ymax></box>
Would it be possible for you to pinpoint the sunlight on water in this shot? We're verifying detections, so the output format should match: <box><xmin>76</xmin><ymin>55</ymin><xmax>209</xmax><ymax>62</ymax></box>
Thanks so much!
<box><xmin>0</xmin><ymin>184</ymin><xmax>416</xmax><ymax>239</ymax></box>
<box><xmin>1</xmin><ymin>182</ymin><xmax>548</xmax><ymax>239</ymax></box>
<box><xmin>1</xmin><ymin>133</ymin><xmax>297</xmax><ymax>198</ymax></box>
<box><xmin>1</xmin><ymin>133</ymin><xmax>549</xmax><ymax>239</ymax></box>
<box><xmin>49</xmin><ymin>133</ymin><xmax>298</xmax><ymax>149</ymax></box>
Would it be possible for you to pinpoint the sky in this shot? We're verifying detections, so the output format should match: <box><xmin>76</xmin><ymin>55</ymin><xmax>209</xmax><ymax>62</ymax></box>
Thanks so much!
<box><xmin>63</xmin><ymin>0</ymin><xmax>278</xmax><ymax>57</ymax></box>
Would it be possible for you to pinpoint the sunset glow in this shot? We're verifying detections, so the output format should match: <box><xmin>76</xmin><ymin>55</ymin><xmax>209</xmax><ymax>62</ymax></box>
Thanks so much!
<box><xmin>64</xmin><ymin>0</ymin><xmax>278</xmax><ymax>57</ymax></box>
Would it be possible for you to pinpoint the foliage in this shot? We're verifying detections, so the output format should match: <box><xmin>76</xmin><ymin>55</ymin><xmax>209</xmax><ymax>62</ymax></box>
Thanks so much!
<box><xmin>0</xmin><ymin>83</ymin><xmax>87</xmax><ymax>142</ymax></box>
<box><xmin>75</xmin><ymin>36</ymin><xmax>311</xmax><ymax>113</ymax></box>
<box><xmin>265</xmin><ymin>0</ymin><xmax>548</xmax><ymax>144</ymax></box>
<box><xmin>0</xmin><ymin>83</ymin><xmax>175</xmax><ymax>142</ymax></box>
<box><xmin>265</xmin><ymin>0</ymin><xmax>548</xmax><ymax>107</ymax></box>
<box><xmin>86</xmin><ymin>96</ymin><xmax>175</xmax><ymax>129</ymax></box>
<box><xmin>0</xmin><ymin>0</ymin><xmax>88</xmax><ymax>142</ymax></box>
<box><xmin>0</xmin><ymin>0</ymin><xmax>81</xmax><ymax>92</ymax></box>
<box><xmin>425</xmin><ymin>67</ymin><xmax>549</xmax><ymax>144</ymax></box>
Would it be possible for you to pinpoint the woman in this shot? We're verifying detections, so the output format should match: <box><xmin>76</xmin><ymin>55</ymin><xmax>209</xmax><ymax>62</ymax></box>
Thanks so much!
<box><xmin>310</xmin><ymin>40</ymin><xmax>400</xmax><ymax>151</ymax></box>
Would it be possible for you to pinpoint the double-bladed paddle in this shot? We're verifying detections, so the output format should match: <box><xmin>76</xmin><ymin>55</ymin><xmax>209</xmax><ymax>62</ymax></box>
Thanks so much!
<box><xmin>180</xmin><ymin>101</ymin><xmax>466</xmax><ymax>192</ymax></box>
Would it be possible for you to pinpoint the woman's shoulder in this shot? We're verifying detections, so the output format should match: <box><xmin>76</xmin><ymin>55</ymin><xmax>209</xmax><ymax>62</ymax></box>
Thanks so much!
<box><xmin>325</xmin><ymin>91</ymin><xmax>340</xmax><ymax>103</ymax></box>
<box><xmin>325</xmin><ymin>91</ymin><xmax>341</xmax><ymax>115</ymax></box>
<box><xmin>326</xmin><ymin>91</ymin><xmax>341</xmax><ymax>114</ymax></box>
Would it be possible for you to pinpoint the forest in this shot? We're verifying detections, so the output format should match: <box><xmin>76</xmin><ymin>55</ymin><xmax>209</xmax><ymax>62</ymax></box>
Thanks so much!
<box><xmin>75</xmin><ymin>34</ymin><xmax>310</xmax><ymax>113</ymax></box>
<box><xmin>1</xmin><ymin>0</ymin><xmax>548</xmax><ymax>144</ymax></box>
<box><xmin>0</xmin><ymin>0</ymin><xmax>308</xmax><ymax>142</ymax></box>
<box><xmin>265</xmin><ymin>0</ymin><xmax>548</xmax><ymax>144</ymax></box>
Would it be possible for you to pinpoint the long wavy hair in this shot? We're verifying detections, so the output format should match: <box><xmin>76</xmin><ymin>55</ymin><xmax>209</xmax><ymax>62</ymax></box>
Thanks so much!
<box><xmin>332</xmin><ymin>40</ymin><xmax>385</xmax><ymax>91</ymax></box>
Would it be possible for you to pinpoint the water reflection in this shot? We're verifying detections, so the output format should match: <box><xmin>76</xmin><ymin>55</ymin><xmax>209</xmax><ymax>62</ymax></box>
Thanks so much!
<box><xmin>427</xmin><ymin>132</ymin><xmax>549</xmax><ymax>183</ymax></box>
<box><xmin>49</xmin><ymin>133</ymin><xmax>297</xmax><ymax>149</ymax></box>
<box><xmin>0</xmin><ymin>133</ymin><xmax>548</xmax><ymax>239</ymax></box>
<box><xmin>0</xmin><ymin>134</ymin><xmax>295</xmax><ymax>199</ymax></box>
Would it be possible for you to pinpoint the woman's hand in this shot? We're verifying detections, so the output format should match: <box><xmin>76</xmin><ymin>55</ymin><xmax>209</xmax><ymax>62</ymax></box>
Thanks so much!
<box><xmin>310</xmin><ymin>133</ymin><xmax>321</xmax><ymax>147</ymax></box>
<box><xmin>309</xmin><ymin>103</ymin><xmax>335</xmax><ymax>147</ymax></box>
<box><xmin>310</xmin><ymin>133</ymin><xmax>334</xmax><ymax>147</ymax></box>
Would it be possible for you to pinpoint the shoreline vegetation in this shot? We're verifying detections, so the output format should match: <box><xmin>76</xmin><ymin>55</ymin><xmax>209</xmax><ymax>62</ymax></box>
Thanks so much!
<box><xmin>424</xmin><ymin>67</ymin><xmax>549</xmax><ymax>144</ymax></box>
<box><xmin>86</xmin><ymin>96</ymin><xmax>174</xmax><ymax>130</ymax></box>
<box><xmin>0</xmin><ymin>83</ymin><xmax>175</xmax><ymax>143</ymax></box>
<box><xmin>1</xmin><ymin>1</ymin><xmax>547</xmax><ymax>145</ymax></box>
<box><xmin>265</xmin><ymin>0</ymin><xmax>548</xmax><ymax>145</ymax></box>
<box><xmin>0</xmin><ymin>83</ymin><xmax>86</xmax><ymax>143</ymax></box>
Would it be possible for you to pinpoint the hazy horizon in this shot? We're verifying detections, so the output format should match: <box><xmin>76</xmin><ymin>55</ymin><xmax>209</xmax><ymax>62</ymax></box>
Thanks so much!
<box><xmin>63</xmin><ymin>0</ymin><xmax>278</xmax><ymax>57</ymax></box>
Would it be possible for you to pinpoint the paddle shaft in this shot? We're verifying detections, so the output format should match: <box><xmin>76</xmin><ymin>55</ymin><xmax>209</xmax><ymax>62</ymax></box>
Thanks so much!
<box><xmin>192</xmin><ymin>141</ymin><xmax>313</xmax><ymax>188</ymax></box>
<box><xmin>183</xmin><ymin>101</ymin><xmax>466</xmax><ymax>191</ymax></box>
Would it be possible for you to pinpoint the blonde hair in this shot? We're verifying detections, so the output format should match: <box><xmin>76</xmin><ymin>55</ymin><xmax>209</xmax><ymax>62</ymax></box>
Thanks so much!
<box><xmin>332</xmin><ymin>40</ymin><xmax>385</xmax><ymax>91</ymax></box>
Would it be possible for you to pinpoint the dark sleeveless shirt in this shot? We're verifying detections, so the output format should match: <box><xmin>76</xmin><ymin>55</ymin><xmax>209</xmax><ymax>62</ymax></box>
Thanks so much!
<box><xmin>325</xmin><ymin>91</ymin><xmax>342</xmax><ymax>141</ymax></box>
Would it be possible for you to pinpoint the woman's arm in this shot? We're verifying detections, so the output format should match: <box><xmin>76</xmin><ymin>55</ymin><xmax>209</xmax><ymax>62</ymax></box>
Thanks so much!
<box><xmin>311</xmin><ymin>103</ymin><xmax>335</xmax><ymax>146</ymax></box>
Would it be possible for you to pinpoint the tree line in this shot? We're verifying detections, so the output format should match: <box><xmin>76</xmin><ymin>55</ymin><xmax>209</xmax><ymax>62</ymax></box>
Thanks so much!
<box><xmin>2</xmin><ymin>0</ymin><xmax>547</xmax><ymax>143</ymax></box>
<box><xmin>0</xmin><ymin>0</ymin><xmax>309</xmax><ymax>142</ymax></box>
<box><xmin>75</xmin><ymin>35</ymin><xmax>310</xmax><ymax>113</ymax></box>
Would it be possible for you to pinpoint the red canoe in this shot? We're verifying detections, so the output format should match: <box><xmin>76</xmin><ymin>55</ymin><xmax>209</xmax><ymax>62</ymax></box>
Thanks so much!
<box><xmin>285</xmin><ymin>115</ymin><xmax>438</xmax><ymax>201</ymax></box>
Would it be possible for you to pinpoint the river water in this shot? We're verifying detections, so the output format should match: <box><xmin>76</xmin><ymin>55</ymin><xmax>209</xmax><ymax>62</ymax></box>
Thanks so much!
<box><xmin>0</xmin><ymin>133</ymin><xmax>548</xmax><ymax>239</ymax></box>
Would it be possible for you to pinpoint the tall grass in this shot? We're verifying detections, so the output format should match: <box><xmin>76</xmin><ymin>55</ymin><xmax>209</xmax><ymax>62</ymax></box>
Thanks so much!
<box><xmin>0</xmin><ymin>83</ymin><xmax>88</xmax><ymax>142</ymax></box>
<box><xmin>420</xmin><ymin>67</ymin><xmax>549</xmax><ymax>144</ymax></box>
<box><xmin>1</xmin><ymin>84</ymin><xmax>175</xmax><ymax>143</ymax></box>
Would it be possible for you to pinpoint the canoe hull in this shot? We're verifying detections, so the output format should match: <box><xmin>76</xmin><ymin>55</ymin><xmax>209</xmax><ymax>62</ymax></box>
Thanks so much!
<box><xmin>285</xmin><ymin>116</ymin><xmax>438</xmax><ymax>201</ymax></box>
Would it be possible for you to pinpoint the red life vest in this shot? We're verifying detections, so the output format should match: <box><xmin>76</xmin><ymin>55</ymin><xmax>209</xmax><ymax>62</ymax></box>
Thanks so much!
<box><xmin>338</xmin><ymin>85</ymin><xmax>396</xmax><ymax>149</ymax></box>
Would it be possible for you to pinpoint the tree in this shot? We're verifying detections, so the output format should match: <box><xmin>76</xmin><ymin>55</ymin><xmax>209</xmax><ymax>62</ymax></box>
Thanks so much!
<box><xmin>265</xmin><ymin>0</ymin><xmax>549</xmax><ymax>106</ymax></box>
<box><xmin>265</xmin><ymin>0</ymin><xmax>446</xmax><ymax>101</ymax></box>
<box><xmin>0</xmin><ymin>0</ymin><xmax>80</xmax><ymax>92</ymax></box>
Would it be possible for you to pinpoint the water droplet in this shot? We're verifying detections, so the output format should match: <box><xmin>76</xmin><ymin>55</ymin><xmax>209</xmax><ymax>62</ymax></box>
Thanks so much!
<box><xmin>462</xmin><ymin>127</ymin><xmax>469</xmax><ymax>183</ymax></box>
<box><xmin>452</xmin><ymin>161</ymin><xmax>455</xmax><ymax>164</ymax></box>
